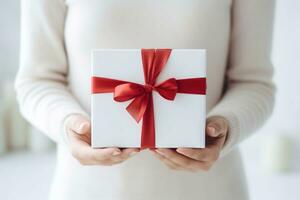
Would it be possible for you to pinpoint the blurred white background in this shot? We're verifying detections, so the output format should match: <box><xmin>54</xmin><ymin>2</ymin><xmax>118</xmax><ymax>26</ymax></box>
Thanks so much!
<box><xmin>0</xmin><ymin>0</ymin><xmax>299</xmax><ymax>199</ymax></box>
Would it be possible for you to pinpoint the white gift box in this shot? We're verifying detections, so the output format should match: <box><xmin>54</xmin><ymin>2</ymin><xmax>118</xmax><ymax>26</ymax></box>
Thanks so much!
<box><xmin>91</xmin><ymin>49</ymin><xmax>206</xmax><ymax>148</ymax></box>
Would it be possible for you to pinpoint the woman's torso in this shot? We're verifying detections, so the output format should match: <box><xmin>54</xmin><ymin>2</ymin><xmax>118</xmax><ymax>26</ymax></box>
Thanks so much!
<box><xmin>50</xmin><ymin>0</ymin><xmax>248</xmax><ymax>199</ymax></box>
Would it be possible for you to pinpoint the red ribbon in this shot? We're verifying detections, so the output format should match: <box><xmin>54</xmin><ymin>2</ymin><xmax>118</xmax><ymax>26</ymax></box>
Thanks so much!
<box><xmin>92</xmin><ymin>49</ymin><xmax>206</xmax><ymax>149</ymax></box>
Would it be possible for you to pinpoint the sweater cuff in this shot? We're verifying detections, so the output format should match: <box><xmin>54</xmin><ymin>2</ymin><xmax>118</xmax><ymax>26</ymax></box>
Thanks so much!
<box><xmin>52</xmin><ymin>104</ymin><xmax>89</xmax><ymax>146</ymax></box>
<box><xmin>207</xmin><ymin>109</ymin><xmax>241</xmax><ymax>157</ymax></box>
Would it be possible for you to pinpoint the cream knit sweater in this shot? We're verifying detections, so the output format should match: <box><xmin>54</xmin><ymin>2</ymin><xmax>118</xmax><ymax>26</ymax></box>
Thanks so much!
<box><xmin>15</xmin><ymin>0</ymin><xmax>275</xmax><ymax>199</ymax></box>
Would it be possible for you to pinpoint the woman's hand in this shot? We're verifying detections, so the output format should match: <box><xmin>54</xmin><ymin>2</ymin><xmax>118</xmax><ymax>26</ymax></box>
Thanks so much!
<box><xmin>151</xmin><ymin>116</ymin><xmax>228</xmax><ymax>172</ymax></box>
<box><xmin>65</xmin><ymin>114</ymin><xmax>140</xmax><ymax>166</ymax></box>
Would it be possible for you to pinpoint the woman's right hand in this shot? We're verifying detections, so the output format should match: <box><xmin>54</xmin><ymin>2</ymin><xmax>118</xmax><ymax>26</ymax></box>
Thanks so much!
<box><xmin>65</xmin><ymin>114</ymin><xmax>140</xmax><ymax>166</ymax></box>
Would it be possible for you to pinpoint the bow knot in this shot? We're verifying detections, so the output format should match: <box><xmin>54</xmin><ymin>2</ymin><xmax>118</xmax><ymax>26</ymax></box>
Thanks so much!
<box><xmin>144</xmin><ymin>84</ymin><xmax>154</xmax><ymax>93</ymax></box>
<box><xmin>113</xmin><ymin>78</ymin><xmax>179</xmax><ymax>123</ymax></box>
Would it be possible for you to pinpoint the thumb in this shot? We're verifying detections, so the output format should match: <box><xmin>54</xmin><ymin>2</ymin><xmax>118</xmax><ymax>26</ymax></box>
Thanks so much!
<box><xmin>206</xmin><ymin>117</ymin><xmax>228</xmax><ymax>137</ymax></box>
<box><xmin>66</xmin><ymin>114</ymin><xmax>90</xmax><ymax>134</ymax></box>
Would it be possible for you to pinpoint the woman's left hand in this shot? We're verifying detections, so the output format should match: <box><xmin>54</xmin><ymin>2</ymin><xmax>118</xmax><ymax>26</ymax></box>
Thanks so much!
<box><xmin>151</xmin><ymin>116</ymin><xmax>228</xmax><ymax>172</ymax></box>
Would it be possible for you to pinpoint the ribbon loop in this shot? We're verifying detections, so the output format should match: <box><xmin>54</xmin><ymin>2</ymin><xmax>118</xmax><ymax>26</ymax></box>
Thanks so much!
<box><xmin>114</xmin><ymin>83</ymin><xmax>144</xmax><ymax>102</ymax></box>
<box><xmin>155</xmin><ymin>78</ymin><xmax>178</xmax><ymax>100</ymax></box>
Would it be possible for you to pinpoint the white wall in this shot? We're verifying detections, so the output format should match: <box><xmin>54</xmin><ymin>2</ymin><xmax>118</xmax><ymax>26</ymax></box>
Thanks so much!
<box><xmin>241</xmin><ymin>0</ymin><xmax>300</xmax><ymax>156</ymax></box>
<box><xmin>271</xmin><ymin>0</ymin><xmax>300</xmax><ymax>131</ymax></box>
<box><xmin>0</xmin><ymin>0</ymin><xmax>20</xmax><ymax>81</ymax></box>
<box><xmin>0</xmin><ymin>0</ymin><xmax>54</xmax><ymax>152</ymax></box>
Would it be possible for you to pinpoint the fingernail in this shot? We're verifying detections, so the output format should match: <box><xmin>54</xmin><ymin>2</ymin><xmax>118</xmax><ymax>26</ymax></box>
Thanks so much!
<box><xmin>156</xmin><ymin>150</ymin><xmax>164</xmax><ymax>155</ymax></box>
<box><xmin>176</xmin><ymin>148</ymin><xmax>184</xmax><ymax>154</ymax></box>
<box><xmin>112</xmin><ymin>151</ymin><xmax>121</xmax><ymax>156</ymax></box>
<box><xmin>129</xmin><ymin>152</ymin><xmax>138</xmax><ymax>157</ymax></box>
<box><xmin>77</xmin><ymin>122</ymin><xmax>89</xmax><ymax>133</ymax></box>
<box><xmin>208</xmin><ymin>127</ymin><xmax>216</xmax><ymax>135</ymax></box>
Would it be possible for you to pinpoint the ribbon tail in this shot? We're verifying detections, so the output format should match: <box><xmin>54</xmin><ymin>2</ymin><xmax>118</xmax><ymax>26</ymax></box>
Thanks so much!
<box><xmin>114</xmin><ymin>83</ymin><xmax>145</xmax><ymax>102</ymax></box>
<box><xmin>126</xmin><ymin>94</ymin><xmax>149</xmax><ymax>123</ymax></box>
<box><xmin>176</xmin><ymin>78</ymin><xmax>206</xmax><ymax>94</ymax></box>
<box><xmin>140</xmin><ymin>93</ymin><xmax>156</xmax><ymax>149</ymax></box>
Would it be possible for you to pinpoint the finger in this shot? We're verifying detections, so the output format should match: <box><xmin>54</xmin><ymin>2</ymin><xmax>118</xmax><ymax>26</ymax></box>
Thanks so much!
<box><xmin>206</xmin><ymin>117</ymin><xmax>228</xmax><ymax>137</ymax></box>
<box><xmin>176</xmin><ymin>146</ymin><xmax>221</xmax><ymax>162</ymax></box>
<box><xmin>155</xmin><ymin>149</ymin><xmax>208</xmax><ymax>171</ymax></box>
<box><xmin>76</xmin><ymin>145</ymin><xmax>122</xmax><ymax>165</ymax></box>
<box><xmin>150</xmin><ymin>150</ymin><xmax>183</xmax><ymax>170</ymax></box>
<box><xmin>119</xmin><ymin>148</ymin><xmax>140</xmax><ymax>159</ymax></box>
<box><xmin>102</xmin><ymin>148</ymin><xmax>140</xmax><ymax>165</ymax></box>
<box><xmin>69</xmin><ymin>131</ymin><xmax>123</xmax><ymax>165</ymax></box>
<box><xmin>66</xmin><ymin>114</ymin><xmax>90</xmax><ymax>134</ymax></box>
<box><xmin>177</xmin><ymin>129</ymin><xmax>226</xmax><ymax>162</ymax></box>
<box><xmin>206</xmin><ymin>127</ymin><xmax>218</xmax><ymax>137</ymax></box>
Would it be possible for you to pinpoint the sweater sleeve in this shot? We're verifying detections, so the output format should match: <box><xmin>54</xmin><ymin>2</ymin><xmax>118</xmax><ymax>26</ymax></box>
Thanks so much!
<box><xmin>15</xmin><ymin>0</ymin><xmax>88</xmax><ymax>144</ymax></box>
<box><xmin>207</xmin><ymin>0</ymin><xmax>276</xmax><ymax>157</ymax></box>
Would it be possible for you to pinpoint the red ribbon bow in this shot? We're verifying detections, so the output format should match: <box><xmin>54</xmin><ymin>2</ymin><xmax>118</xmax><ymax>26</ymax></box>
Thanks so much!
<box><xmin>92</xmin><ymin>49</ymin><xmax>206</xmax><ymax>149</ymax></box>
